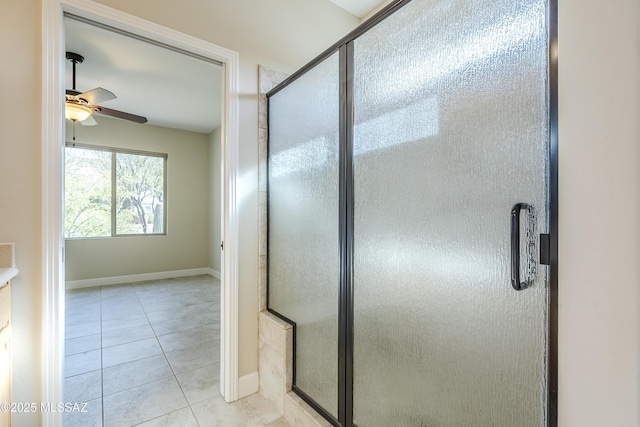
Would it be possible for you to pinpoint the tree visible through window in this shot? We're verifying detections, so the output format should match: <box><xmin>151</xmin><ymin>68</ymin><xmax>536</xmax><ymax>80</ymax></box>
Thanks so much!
<box><xmin>65</xmin><ymin>144</ymin><xmax>166</xmax><ymax>238</ymax></box>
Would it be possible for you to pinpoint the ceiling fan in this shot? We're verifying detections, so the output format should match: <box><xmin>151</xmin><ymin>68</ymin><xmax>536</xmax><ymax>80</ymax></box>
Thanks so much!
<box><xmin>65</xmin><ymin>51</ymin><xmax>147</xmax><ymax>125</ymax></box>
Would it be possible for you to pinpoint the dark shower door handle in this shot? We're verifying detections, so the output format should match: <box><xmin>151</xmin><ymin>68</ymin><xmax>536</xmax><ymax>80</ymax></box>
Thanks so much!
<box><xmin>511</xmin><ymin>203</ymin><xmax>532</xmax><ymax>291</ymax></box>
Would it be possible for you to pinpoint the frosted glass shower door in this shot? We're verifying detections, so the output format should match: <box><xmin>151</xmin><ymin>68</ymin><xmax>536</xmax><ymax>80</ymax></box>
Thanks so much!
<box><xmin>352</xmin><ymin>0</ymin><xmax>550</xmax><ymax>426</ymax></box>
<box><xmin>268</xmin><ymin>52</ymin><xmax>341</xmax><ymax>417</ymax></box>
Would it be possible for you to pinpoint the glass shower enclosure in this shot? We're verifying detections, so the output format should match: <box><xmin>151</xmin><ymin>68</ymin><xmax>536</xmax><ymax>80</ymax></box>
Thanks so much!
<box><xmin>267</xmin><ymin>0</ymin><xmax>557</xmax><ymax>426</ymax></box>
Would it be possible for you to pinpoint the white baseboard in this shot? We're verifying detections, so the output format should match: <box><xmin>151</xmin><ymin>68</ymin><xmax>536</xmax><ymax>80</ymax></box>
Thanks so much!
<box><xmin>66</xmin><ymin>268</ymin><xmax>221</xmax><ymax>289</ymax></box>
<box><xmin>207</xmin><ymin>268</ymin><xmax>222</xmax><ymax>279</ymax></box>
<box><xmin>238</xmin><ymin>371</ymin><xmax>259</xmax><ymax>399</ymax></box>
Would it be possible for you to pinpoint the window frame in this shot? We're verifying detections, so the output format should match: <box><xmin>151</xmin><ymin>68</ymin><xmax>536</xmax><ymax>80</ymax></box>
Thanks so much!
<box><xmin>64</xmin><ymin>142</ymin><xmax>168</xmax><ymax>239</ymax></box>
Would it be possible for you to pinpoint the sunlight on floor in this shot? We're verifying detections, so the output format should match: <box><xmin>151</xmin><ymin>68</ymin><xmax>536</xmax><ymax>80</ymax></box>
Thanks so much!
<box><xmin>64</xmin><ymin>275</ymin><xmax>290</xmax><ymax>427</ymax></box>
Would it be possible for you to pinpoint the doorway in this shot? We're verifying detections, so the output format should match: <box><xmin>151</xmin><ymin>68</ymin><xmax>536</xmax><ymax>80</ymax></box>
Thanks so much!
<box><xmin>42</xmin><ymin>1</ymin><xmax>241</xmax><ymax>424</ymax></box>
<box><xmin>61</xmin><ymin>14</ymin><xmax>224</xmax><ymax>425</ymax></box>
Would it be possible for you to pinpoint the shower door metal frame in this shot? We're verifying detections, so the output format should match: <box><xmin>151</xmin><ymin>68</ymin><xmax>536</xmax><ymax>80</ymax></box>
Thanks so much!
<box><xmin>267</xmin><ymin>0</ymin><xmax>558</xmax><ymax>425</ymax></box>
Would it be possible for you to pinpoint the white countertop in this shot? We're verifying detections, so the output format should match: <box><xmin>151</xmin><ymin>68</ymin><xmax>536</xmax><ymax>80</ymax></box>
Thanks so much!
<box><xmin>0</xmin><ymin>268</ymin><xmax>18</xmax><ymax>287</ymax></box>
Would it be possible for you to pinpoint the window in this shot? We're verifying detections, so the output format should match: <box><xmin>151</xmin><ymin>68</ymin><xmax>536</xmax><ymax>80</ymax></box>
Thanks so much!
<box><xmin>65</xmin><ymin>143</ymin><xmax>167</xmax><ymax>238</ymax></box>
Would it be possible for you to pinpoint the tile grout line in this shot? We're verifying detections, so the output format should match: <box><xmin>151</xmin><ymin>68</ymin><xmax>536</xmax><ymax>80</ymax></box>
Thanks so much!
<box><xmin>141</xmin><ymin>283</ymin><xmax>194</xmax><ymax>424</ymax></box>
<box><xmin>66</xmin><ymin>276</ymin><xmax>230</xmax><ymax>426</ymax></box>
<box><xmin>144</xmin><ymin>280</ymin><xmax>208</xmax><ymax>427</ymax></box>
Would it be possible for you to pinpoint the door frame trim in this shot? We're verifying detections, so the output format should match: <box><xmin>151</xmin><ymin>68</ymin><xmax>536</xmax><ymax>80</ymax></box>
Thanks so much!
<box><xmin>547</xmin><ymin>0</ymin><xmax>559</xmax><ymax>423</ymax></box>
<box><xmin>41</xmin><ymin>1</ymin><xmax>241</xmax><ymax>424</ymax></box>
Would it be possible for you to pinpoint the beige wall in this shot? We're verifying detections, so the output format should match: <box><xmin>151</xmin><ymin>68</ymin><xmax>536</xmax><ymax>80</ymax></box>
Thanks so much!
<box><xmin>64</xmin><ymin>117</ymin><xmax>210</xmax><ymax>281</ymax></box>
<box><xmin>1</xmin><ymin>0</ymin><xmax>639</xmax><ymax>425</ymax></box>
<box><xmin>558</xmin><ymin>0</ymin><xmax>640</xmax><ymax>425</ymax></box>
<box><xmin>209</xmin><ymin>127</ymin><xmax>222</xmax><ymax>272</ymax></box>
<box><xmin>0</xmin><ymin>1</ymin><xmax>42</xmax><ymax>425</ymax></box>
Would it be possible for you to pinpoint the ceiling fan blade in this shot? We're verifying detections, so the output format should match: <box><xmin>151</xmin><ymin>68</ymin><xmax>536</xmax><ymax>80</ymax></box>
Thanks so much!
<box><xmin>80</xmin><ymin>115</ymin><xmax>98</xmax><ymax>126</ymax></box>
<box><xmin>78</xmin><ymin>87</ymin><xmax>116</xmax><ymax>105</ymax></box>
<box><xmin>94</xmin><ymin>106</ymin><xmax>148</xmax><ymax>124</ymax></box>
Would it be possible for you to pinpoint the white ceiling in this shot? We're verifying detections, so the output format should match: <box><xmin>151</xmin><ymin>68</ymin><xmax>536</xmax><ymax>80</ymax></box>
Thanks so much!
<box><xmin>65</xmin><ymin>18</ymin><xmax>222</xmax><ymax>134</ymax></box>
<box><xmin>63</xmin><ymin>1</ymin><xmax>385</xmax><ymax>134</ymax></box>
<box><xmin>329</xmin><ymin>0</ymin><xmax>388</xmax><ymax>18</ymax></box>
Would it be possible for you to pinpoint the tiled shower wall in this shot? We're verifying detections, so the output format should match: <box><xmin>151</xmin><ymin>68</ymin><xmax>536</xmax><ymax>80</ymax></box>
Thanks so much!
<box><xmin>258</xmin><ymin>65</ymin><xmax>288</xmax><ymax>313</ymax></box>
<box><xmin>257</xmin><ymin>64</ymin><xmax>289</xmax><ymax>410</ymax></box>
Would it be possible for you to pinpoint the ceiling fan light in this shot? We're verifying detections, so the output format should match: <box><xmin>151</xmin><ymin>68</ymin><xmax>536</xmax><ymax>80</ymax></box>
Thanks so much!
<box><xmin>65</xmin><ymin>102</ymin><xmax>92</xmax><ymax>122</ymax></box>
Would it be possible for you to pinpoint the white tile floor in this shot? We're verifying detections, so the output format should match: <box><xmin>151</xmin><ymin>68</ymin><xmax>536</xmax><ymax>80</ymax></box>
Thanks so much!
<box><xmin>64</xmin><ymin>275</ymin><xmax>290</xmax><ymax>427</ymax></box>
